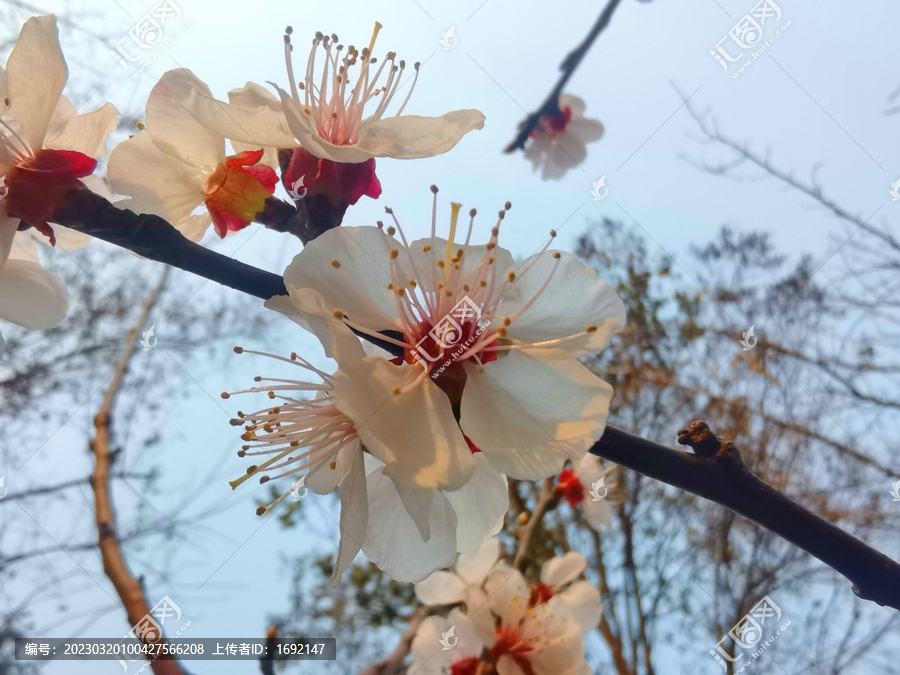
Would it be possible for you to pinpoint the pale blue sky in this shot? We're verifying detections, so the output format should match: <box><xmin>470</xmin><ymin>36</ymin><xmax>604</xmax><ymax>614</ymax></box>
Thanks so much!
<box><xmin>2</xmin><ymin>0</ymin><xmax>899</xmax><ymax>672</ymax></box>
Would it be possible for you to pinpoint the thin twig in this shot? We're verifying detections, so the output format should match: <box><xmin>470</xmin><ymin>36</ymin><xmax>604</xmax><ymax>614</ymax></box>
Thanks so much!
<box><xmin>513</xmin><ymin>479</ymin><xmax>559</xmax><ymax>569</ymax></box>
<box><xmin>504</xmin><ymin>0</ymin><xmax>625</xmax><ymax>153</ymax></box>
<box><xmin>358</xmin><ymin>606</ymin><xmax>432</xmax><ymax>675</ymax></box>
<box><xmin>90</xmin><ymin>268</ymin><xmax>183</xmax><ymax>675</ymax></box>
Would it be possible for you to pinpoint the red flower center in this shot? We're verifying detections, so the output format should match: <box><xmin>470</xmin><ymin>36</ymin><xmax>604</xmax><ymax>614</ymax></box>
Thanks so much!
<box><xmin>556</xmin><ymin>469</ymin><xmax>585</xmax><ymax>508</ymax></box>
<box><xmin>531</xmin><ymin>106</ymin><xmax>573</xmax><ymax>139</ymax></box>
<box><xmin>450</xmin><ymin>656</ymin><xmax>482</xmax><ymax>675</ymax></box>
<box><xmin>488</xmin><ymin>626</ymin><xmax>534</xmax><ymax>673</ymax></box>
<box><xmin>5</xmin><ymin>148</ymin><xmax>98</xmax><ymax>245</ymax></box>
<box><xmin>528</xmin><ymin>582</ymin><xmax>555</xmax><ymax>607</ymax></box>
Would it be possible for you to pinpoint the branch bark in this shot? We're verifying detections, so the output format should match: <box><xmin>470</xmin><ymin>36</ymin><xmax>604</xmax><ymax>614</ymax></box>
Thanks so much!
<box><xmin>90</xmin><ymin>268</ymin><xmax>183</xmax><ymax>675</ymax></box>
<box><xmin>590</xmin><ymin>421</ymin><xmax>900</xmax><ymax>611</ymax></box>
<box><xmin>504</xmin><ymin>0</ymin><xmax>625</xmax><ymax>152</ymax></box>
<box><xmin>52</xmin><ymin>189</ymin><xmax>286</xmax><ymax>300</ymax></box>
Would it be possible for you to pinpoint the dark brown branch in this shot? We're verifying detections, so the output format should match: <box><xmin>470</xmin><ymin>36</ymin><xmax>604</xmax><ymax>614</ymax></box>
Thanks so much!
<box><xmin>590</xmin><ymin>422</ymin><xmax>900</xmax><ymax>611</ymax></box>
<box><xmin>51</xmin><ymin>190</ymin><xmax>286</xmax><ymax>300</ymax></box>
<box><xmin>504</xmin><ymin>0</ymin><xmax>625</xmax><ymax>153</ymax></box>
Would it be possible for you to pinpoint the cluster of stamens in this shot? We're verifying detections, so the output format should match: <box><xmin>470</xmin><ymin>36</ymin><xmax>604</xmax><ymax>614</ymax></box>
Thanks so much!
<box><xmin>222</xmin><ymin>347</ymin><xmax>357</xmax><ymax>515</ymax></box>
<box><xmin>283</xmin><ymin>22</ymin><xmax>420</xmax><ymax>146</ymax></box>
<box><xmin>327</xmin><ymin>186</ymin><xmax>592</xmax><ymax>393</ymax></box>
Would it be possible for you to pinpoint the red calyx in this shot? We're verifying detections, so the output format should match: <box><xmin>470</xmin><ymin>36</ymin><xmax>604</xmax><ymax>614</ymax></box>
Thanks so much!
<box><xmin>556</xmin><ymin>469</ymin><xmax>585</xmax><ymax>508</ymax></box>
<box><xmin>284</xmin><ymin>147</ymin><xmax>381</xmax><ymax>207</ymax></box>
<box><xmin>5</xmin><ymin>148</ymin><xmax>99</xmax><ymax>245</ymax></box>
<box><xmin>205</xmin><ymin>149</ymin><xmax>279</xmax><ymax>237</ymax></box>
<box><xmin>528</xmin><ymin>582</ymin><xmax>554</xmax><ymax>607</ymax></box>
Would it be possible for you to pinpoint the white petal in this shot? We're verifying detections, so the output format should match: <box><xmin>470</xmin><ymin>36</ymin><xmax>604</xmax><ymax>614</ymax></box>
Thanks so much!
<box><xmin>582</xmin><ymin>497</ymin><xmax>613</xmax><ymax>531</ymax></box>
<box><xmin>460</xmin><ymin>349</ymin><xmax>613</xmax><ymax>480</ymax></box>
<box><xmin>45</xmin><ymin>97</ymin><xmax>118</xmax><ymax>157</ymax></box>
<box><xmin>107</xmin><ymin>132</ymin><xmax>207</xmax><ymax>226</ymax></box>
<box><xmin>565</xmin><ymin>117</ymin><xmax>604</xmax><ymax>144</ymax></box>
<box><xmin>333</xmin><ymin>359</ymin><xmax>475</xmax><ymax>491</ymax></box>
<box><xmin>455</xmin><ymin>536</ymin><xmax>501</xmax><ymax>586</ymax></box>
<box><xmin>0</xmin><ymin>215</ymin><xmax>16</xmax><ymax>269</ymax></box>
<box><xmin>497</xmin><ymin>250</ymin><xmax>625</xmax><ymax>356</ymax></box>
<box><xmin>184</xmin><ymin>84</ymin><xmax>296</xmax><ymax>149</ymax></box>
<box><xmin>354</xmin><ymin>110</ymin><xmax>486</xmax><ymax>160</ymax></box>
<box><xmin>362</xmin><ymin>466</ymin><xmax>458</xmax><ymax>582</ymax></box>
<box><xmin>329</xmin><ymin>447</ymin><xmax>368</xmax><ymax>585</ymax></box>
<box><xmin>264</xmin><ymin>288</ymin><xmax>361</xmax><ymax>361</ymax></box>
<box><xmin>283</xmin><ymin>227</ymin><xmax>400</xmax><ymax>333</ymax></box>
<box><xmin>307</xmin><ymin>437</ymin><xmax>359</xmax><ymax>496</ymax></box>
<box><xmin>384</xmin><ymin>474</ymin><xmax>436</xmax><ymax>541</ymax></box>
<box><xmin>558</xmin><ymin>94</ymin><xmax>586</xmax><ymax>118</ymax></box>
<box><xmin>550</xmin><ymin>581</ymin><xmax>602</xmax><ymax>633</ymax></box>
<box><xmin>409</xmin><ymin>616</ymin><xmax>454</xmax><ymax>673</ymax></box>
<box><xmin>444</xmin><ymin>457</ymin><xmax>508</xmax><ymax>554</ymax></box>
<box><xmin>485</xmin><ymin>565</ymin><xmax>529</xmax><ymax>626</ymax></box>
<box><xmin>541</xmin><ymin>551</ymin><xmax>587</xmax><ymax>589</ymax></box>
<box><xmin>526</xmin><ymin>614</ymin><xmax>585</xmax><ymax>674</ymax></box>
<box><xmin>145</xmin><ymin>69</ymin><xmax>225</xmax><ymax>167</ymax></box>
<box><xmin>407</xmin><ymin>237</ymin><xmax>515</xmax><ymax>285</ymax></box>
<box><xmin>6</xmin><ymin>15</ymin><xmax>66</xmax><ymax>149</ymax></box>
<box><xmin>0</xmin><ymin>259</ymin><xmax>67</xmax><ymax>329</ymax></box>
<box><xmin>415</xmin><ymin>570</ymin><xmax>467</xmax><ymax>607</ymax></box>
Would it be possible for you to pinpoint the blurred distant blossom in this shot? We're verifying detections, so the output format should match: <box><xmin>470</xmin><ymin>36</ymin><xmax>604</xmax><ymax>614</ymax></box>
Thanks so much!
<box><xmin>524</xmin><ymin>94</ymin><xmax>604</xmax><ymax>180</ymax></box>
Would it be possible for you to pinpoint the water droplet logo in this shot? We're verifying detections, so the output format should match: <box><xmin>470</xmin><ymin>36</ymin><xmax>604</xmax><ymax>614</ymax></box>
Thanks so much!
<box><xmin>439</xmin><ymin>625</ymin><xmax>458</xmax><ymax>650</ymax></box>
<box><xmin>0</xmin><ymin>175</ymin><xmax>8</xmax><ymax>201</ymax></box>
<box><xmin>440</xmin><ymin>26</ymin><xmax>458</xmax><ymax>50</ymax></box>
<box><xmin>288</xmin><ymin>175</ymin><xmax>307</xmax><ymax>201</ymax></box>
<box><xmin>590</xmin><ymin>175</ymin><xmax>608</xmax><ymax>201</ymax></box>
<box><xmin>589</xmin><ymin>475</ymin><xmax>608</xmax><ymax>502</ymax></box>
<box><xmin>739</xmin><ymin>325</ymin><xmax>757</xmax><ymax>351</ymax></box>
<box><xmin>139</xmin><ymin>325</ymin><xmax>157</xmax><ymax>351</ymax></box>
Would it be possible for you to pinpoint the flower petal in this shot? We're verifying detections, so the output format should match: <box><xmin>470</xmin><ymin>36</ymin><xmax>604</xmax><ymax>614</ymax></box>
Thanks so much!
<box><xmin>460</xmin><ymin>349</ymin><xmax>613</xmax><ymax>480</ymax></box>
<box><xmin>184</xmin><ymin>83</ymin><xmax>296</xmax><ymax>149</ymax></box>
<box><xmin>541</xmin><ymin>551</ymin><xmax>587</xmax><ymax>589</ymax></box>
<box><xmin>0</xmin><ymin>258</ymin><xmax>67</xmax><ymax>329</ymax></box>
<box><xmin>443</xmin><ymin>457</ymin><xmax>508</xmax><ymax>554</ymax></box>
<box><xmin>146</xmin><ymin>69</ymin><xmax>225</xmax><ymax>167</ymax></box>
<box><xmin>362</xmin><ymin>466</ymin><xmax>458</xmax><ymax>582</ymax></box>
<box><xmin>485</xmin><ymin>566</ymin><xmax>529</xmax><ymax>626</ymax></box>
<box><xmin>550</xmin><ymin>581</ymin><xmax>602</xmax><ymax>633</ymax></box>
<box><xmin>283</xmin><ymin>226</ymin><xmax>400</xmax><ymax>331</ymax></box>
<box><xmin>329</xmin><ymin>446</ymin><xmax>368</xmax><ymax>585</ymax></box>
<box><xmin>415</xmin><ymin>570</ymin><xmax>467</xmax><ymax>607</ymax></box>
<box><xmin>454</xmin><ymin>536</ymin><xmax>501</xmax><ymax>586</ymax></box>
<box><xmin>497</xmin><ymin>251</ymin><xmax>625</xmax><ymax>356</ymax></box>
<box><xmin>355</xmin><ymin>110</ymin><xmax>486</xmax><ymax>160</ymax></box>
<box><xmin>45</xmin><ymin>97</ymin><xmax>118</xmax><ymax>158</ymax></box>
<box><xmin>333</xmin><ymin>358</ymin><xmax>475</xmax><ymax>491</ymax></box>
<box><xmin>108</xmin><ymin>131</ymin><xmax>207</xmax><ymax>227</ymax></box>
<box><xmin>6</xmin><ymin>15</ymin><xmax>66</xmax><ymax>150</ymax></box>
<box><xmin>0</xmin><ymin>214</ymin><xmax>17</xmax><ymax>269</ymax></box>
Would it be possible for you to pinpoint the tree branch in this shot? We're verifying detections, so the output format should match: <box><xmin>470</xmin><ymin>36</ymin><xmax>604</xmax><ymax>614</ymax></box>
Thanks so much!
<box><xmin>358</xmin><ymin>606</ymin><xmax>432</xmax><ymax>675</ymax></box>
<box><xmin>504</xmin><ymin>0</ymin><xmax>625</xmax><ymax>152</ymax></box>
<box><xmin>590</xmin><ymin>422</ymin><xmax>900</xmax><ymax>611</ymax></box>
<box><xmin>51</xmin><ymin>190</ymin><xmax>286</xmax><ymax>300</ymax></box>
<box><xmin>90</xmin><ymin>269</ymin><xmax>183</xmax><ymax>675</ymax></box>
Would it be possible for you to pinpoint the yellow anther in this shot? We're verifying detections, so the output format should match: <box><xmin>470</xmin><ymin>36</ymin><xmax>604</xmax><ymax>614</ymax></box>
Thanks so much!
<box><xmin>586</xmin><ymin>325</ymin><xmax>597</xmax><ymax>333</ymax></box>
<box><xmin>390</xmin><ymin>248</ymin><xmax>399</xmax><ymax>259</ymax></box>
<box><xmin>331</xmin><ymin>260</ymin><xmax>341</xmax><ymax>268</ymax></box>
<box><xmin>333</xmin><ymin>309</ymin><xmax>345</xmax><ymax>319</ymax></box>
